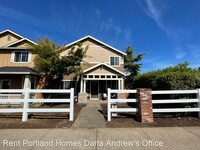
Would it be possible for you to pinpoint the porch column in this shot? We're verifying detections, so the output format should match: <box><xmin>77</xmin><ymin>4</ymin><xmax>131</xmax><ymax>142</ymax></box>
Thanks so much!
<box><xmin>74</xmin><ymin>81</ymin><xmax>77</xmax><ymax>95</ymax></box>
<box><xmin>118</xmin><ymin>79</ymin><xmax>121</xmax><ymax>90</ymax></box>
<box><xmin>83</xmin><ymin>79</ymin><xmax>86</xmax><ymax>93</ymax></box>
<box><xmin>23</xmin><ymin>75</ymin><xmax>31</xmax><ymax>89</ymax></box>
<box><xmin>80</xmin><ymin>76</ymin><xmax>83</xmax><ymax>93</ymax></box>
<box><xmin>121</xmin><ymin>79</ymin><xmax>124</xmax><ymax>90</ymax></box>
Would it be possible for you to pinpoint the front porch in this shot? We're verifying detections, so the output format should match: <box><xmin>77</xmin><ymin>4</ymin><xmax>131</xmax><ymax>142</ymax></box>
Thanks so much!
<box><xmin>0</xmin><ymin>67</ymin><xmax>39</xmax><ymax>104</ymax></box>
<box><xmin>63</xmin><ymin>63</ymin><xmax>126</xmax><ymax>103</ymax></box>
<box><xmin>80</xmin><ymin>75</ymin><xmax>124</xmax><ymax>100</ymax></box>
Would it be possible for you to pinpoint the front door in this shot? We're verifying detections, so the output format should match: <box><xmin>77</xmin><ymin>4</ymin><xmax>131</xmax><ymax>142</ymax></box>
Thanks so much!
<box><xmin>90</xmin><ymin>81</ymin><xmax>99</xmax><ymax>100</ymax></box>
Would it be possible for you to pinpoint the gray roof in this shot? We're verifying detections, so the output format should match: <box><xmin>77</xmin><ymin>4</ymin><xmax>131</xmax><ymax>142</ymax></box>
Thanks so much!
<box><xmin>0</xmin><ymin>66</ymin><xmax>39</xmax><ymax>75</ymax></box>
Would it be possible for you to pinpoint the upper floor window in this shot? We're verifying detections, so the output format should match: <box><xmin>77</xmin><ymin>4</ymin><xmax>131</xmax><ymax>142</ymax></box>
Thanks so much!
<box><xmin>110</xmin><ymin>56</ymin><xmax>120</xmax><ymax>66</ymax></box>
<box><xmin>11</xmin><ymin>51</ymin><xmax>31</xmax><ymax>63</ymax></box>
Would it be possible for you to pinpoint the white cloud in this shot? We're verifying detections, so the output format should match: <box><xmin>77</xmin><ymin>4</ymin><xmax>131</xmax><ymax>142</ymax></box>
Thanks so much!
<box><xmin>137</xmin><ymin>0</ymin><xmax>195</xmax><ymax>60</ymax></box>
<box><xmin>143</xmin><ymin>56</ymin><xmax>162</xmax><ymax>63</ymax></box>
<box><xmin>173</xmin><ymin>45</ymin><xmax>188</xmax><ymax>59</ymax></box>
<box><xmin>0</xmin><ymin>4</ymin><xmax>48</xmax><ymax>28</ymax></box>
<box><xmin>175</xmin><ymin>52</ymin><xmax>187</xmax><ymax>59</ymax></box>
<box><xmin>187</xmin><ymin>44</ymin><xmax>200</xmax><ymax>58</ymax></box>
<box><xmin>137</xmin><ymin>0</ymin><xmax>170</xmax><ymax>36</ymax></box>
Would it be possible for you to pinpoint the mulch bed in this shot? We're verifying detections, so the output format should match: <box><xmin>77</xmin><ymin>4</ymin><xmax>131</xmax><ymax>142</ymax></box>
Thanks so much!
<box><xmin>101</xmin><ymin>103</ymin><xmax>200</xmax><ymax>128</ymax></box>
<box><xmin>1</xmin><ymin>103</ymin><xmax>200</xmax><ymax>128</ymax></box>
<box><xmin>0</xmin><ymin>103</ymin><xmax>86</xmax><ymax>129</ymax></box>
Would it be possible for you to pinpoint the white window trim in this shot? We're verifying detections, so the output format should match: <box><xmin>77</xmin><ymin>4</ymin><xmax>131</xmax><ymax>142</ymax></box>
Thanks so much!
<box><xmin>11</xmin><ymin>51</ymin><xmax>31</xmax><ymax>63</ymax></box>
<box><xmin>109</xmin><ymin>56</ymin><xmax>120</xmax><ymax>67</ymax></box>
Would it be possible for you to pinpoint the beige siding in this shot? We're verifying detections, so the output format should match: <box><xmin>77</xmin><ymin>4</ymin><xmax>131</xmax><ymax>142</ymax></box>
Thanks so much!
<box><xmin>114</xmin><ymin>64</ymin><xmax>124</xmax><ymax>72</ymax></box>
<box><xmin>60</xmin><ymin>38</ymin><xmax>124</xmax><ymax>73</ymax></box>
<box><xmin>86</xmin><ymin>65</ymin><xmax>118</xmax><ymax>75</ymax></box>
<box><xmin>81</xmin><ymin>39</ymin><xmax>101</xmax><ymax>46</ymax></box>
<box><xmin>0</xmin><ymin>50</ymin><xmax>35</xmax><ymax>67</ymax></box>
<box><xmin>0</xmin><ymin>33</ymin><xmax>21</xmax><ymax>47</ymax></box>
<box><xmin>10</xmin><ymin>41</ymin><xmax>30</xmax><ymax>48</ymax></box>
<box><xmin>0</xmin><ymin>75</ymin><xmax>23</xmax><ymax>89</ymax></box>
<box><xmin>82</xmin><ymin>46</ymin><xmax>124</xmax><ymax>64</ymax></box>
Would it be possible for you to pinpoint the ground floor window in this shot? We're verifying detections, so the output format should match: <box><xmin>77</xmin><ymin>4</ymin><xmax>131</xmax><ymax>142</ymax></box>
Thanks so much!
<box><xmin>63</xmin><ymin>81</ymin><xmax>76</xmax><ymax>89</ymax></box>
<box><xmin>107</xmin><ymin>80</ymin><xmax>118</xmax><ymax>89</ymax></box>
<box><xmin>84</xmin><ymin>80</ymin><xmax>119</xmax><ymax>100</ymax></box>
<box><xmin>0</xmin><ymin>80</ymin><xmax>11</xmax><ymax>89</ymax></box>
<box><xmin>63</xmin><ymin>80</ymin><xmax>77</xmax><ymax>94</ymax></box>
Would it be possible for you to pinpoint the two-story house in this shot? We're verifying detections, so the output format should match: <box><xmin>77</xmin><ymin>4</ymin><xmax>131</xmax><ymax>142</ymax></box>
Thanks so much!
<box><xmin>0</xmin><ymin>29</ymin><xmax>126</xmax><ymax>103</ymax></box>
<box><xmin>60</xmin><ymin>36</ymin><xmax>126</xmax><ymax>103</ymax></box>
<box><xmin>0</xmin><ymin>29</ymin><xmax>39</xmax><ymax>91</ymax></box>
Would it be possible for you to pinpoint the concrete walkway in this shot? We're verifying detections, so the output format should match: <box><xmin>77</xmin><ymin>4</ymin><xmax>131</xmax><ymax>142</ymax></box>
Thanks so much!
<box><xmin>0</xmin><ymin>127</ymin><xmax>200</xmax><ymax>150</ymax></box>
<box><xmin>72</xmin><ymin>101</ymin><xmax>106</xmax><ymax>128</ymax></box>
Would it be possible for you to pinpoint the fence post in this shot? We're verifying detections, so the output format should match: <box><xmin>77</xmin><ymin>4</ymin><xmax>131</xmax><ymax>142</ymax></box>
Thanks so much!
<box><xmin>197</xmin><ymin>89</ymin><xmax>200</xmax><ymax>118</ymax></box>
<box><xmin>22</xmin><ymin>88</ymin><xmax>29</xmax><ymax>122</ymax></box>
<box><xmin>69</xmin><ymin>88</ymin><xmax>74</xmax><ymax>121</ymax></box>
<box><xmin>107</xmin><ymin>88</ymin><xmax>111</xmax><ymax>121</ymax></box>
<box><xmin>136</xmin><ymin>88</ymin><xmax>153</xmax><ymax>123</ymax></box>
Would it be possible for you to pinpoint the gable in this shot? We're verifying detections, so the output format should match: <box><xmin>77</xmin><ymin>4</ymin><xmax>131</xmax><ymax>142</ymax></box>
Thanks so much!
<box><xmin>60</xmin><ymin>37</ymin><xmax>124</xmax><ymax>64</ymax></box>
<box><xmin>8</xmin><ymin>40</ymin><xmax>32</xmax><ymax>48</ymax></box>
<box><xmin>83</xmin><ymin>63</ymin><xmax>125</xmax><ymax>76</ymax></box>
<box><xmin>61</xmin><ymin>36</ymin><xmax>126</xmax><ymax>56</ymax></box>
<box><xmin>85</xmin><ymin>65</ymin><xmax>118</xmax><ymax>75</ymax></box>
<box><xmin>80</xmin><ymin>38</ymin><xmax>104</xmax><ymax>46</ymax></box>
<box><xmin>0</xmin><ymin>32</ymin><xmax>22</xmax><ymax>47</ymax></box>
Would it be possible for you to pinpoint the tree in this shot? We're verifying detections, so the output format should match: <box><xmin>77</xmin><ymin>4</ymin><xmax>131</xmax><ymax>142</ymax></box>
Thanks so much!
<box><xmin>134</xmin><ymin>62</ymin><xmax>200</xmax><ymax>90</ymax></box>
<box><xmin>124</xmin><ymin>46</ymin><xmax>144</xmax><ymax>88</ymax></box>
<box><xmin>29</xmin><ymin>37</ymin><xmax>86</xmax><ymax>89</ymax></box>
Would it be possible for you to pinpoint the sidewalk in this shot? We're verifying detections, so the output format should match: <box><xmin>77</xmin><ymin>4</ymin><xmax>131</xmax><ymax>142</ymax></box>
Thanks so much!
<box><xmin>0</xmin><ymin>127</ymin><xmax>199</xmax><ymax>150</ymax></box>
<box><xmin>72</xmin><ymin>101</ymin><xmax>106</xmax><ymax>128</ymax></box>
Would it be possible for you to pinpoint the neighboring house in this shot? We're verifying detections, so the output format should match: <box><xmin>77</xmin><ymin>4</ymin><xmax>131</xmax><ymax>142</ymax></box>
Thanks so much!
<box><xmin>60</xmin><ymin>36</ymin><xmax>126</xmax><ymax>102</ymax></box>
<box><xmin>0</xmin><ymin>29</ymin><xmax>39</xmax><ymax>90</ymax></box>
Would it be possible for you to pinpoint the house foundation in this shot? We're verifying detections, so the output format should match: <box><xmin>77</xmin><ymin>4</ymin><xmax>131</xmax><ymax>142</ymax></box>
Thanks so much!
<box><xmin>78</xmin><ymin>93</ymin><xmax>88</xmax><ymax>103</ymax></box>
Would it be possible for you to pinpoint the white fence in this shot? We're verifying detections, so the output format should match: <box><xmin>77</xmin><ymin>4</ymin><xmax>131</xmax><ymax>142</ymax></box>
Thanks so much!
<box><xmin>0</xmin><ymin>94</ymin><xmax>22</xmax><ymax>104</ymax></box>
<box><xmin>0</xmin><ymin>88</ymin><xmax>74</xmax><ymax>122</ymax></box>
<box><xmin>107</xmin><ymin>88</ymin><xmax>137</xmax><ymax>121</ymax></box>
<box><xmin>152</xmin><ymin>89</ymin><xmax>200</xmax><ymax>116</ymax></box>
<box><xmin>107</xmin><ymin>89</ymin><xmax>200</xmax><ymax>121</ymax></box>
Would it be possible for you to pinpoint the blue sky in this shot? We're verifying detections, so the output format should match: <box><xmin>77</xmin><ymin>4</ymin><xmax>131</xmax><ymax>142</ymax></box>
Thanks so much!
<box><xmin>0</xmin><ymin>0</ymin><xmax>200</xmax><ymax>72</ymax></box>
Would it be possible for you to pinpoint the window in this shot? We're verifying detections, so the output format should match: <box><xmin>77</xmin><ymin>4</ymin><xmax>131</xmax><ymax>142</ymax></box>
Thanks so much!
<box><xmin>101</xmin><ymin>75</ymin><xmax>105</xmax><ymax>78</ymax></box>
<box><xmin>14</xmin><ymin>52</ymin><xmax>29</xmax><ymax>62</ymax></box>
<box><xmin>95</xmin><ymin>75</ymin><xmax>99</xmax><ymax>78</ymax></box>
<box><xmin>11</xmin><ymin>51</ymin><xmax>31</xmax><ymax>63</ymax></box>
<box><xmin>63</xmin><ymin>81</ymin><xmax>76</xmax><ymax>89</ymax></box>
<box><xmin>107</xmin><ymin>75</ymin><xmax>111</xmax><ymax>78</ymax></box>
<box><xmin>110</xmin><ymin>56</ymin><xmax>120</xmax><ymax>66</ymax></box>
<box><xmin>1</xmin><ymin>80</ymin><xmax>11</xmax><ymax>89</ymax></box>
<box><xmin>89</xmin><ymin>75</ymin><xmax>93</xmax><ymax>78</ymax></box>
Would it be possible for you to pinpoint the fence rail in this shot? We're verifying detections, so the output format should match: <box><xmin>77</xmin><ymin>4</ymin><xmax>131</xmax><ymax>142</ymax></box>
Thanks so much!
<box><xmin>152</xmin><ymin>89</ymin><xmax>200</xmax><ymax>114</ymax></box>
<box><xmin>107</xmin><ymin>88</ymin><xmax>200</xmax><ymax>121</ymax></box>
<box><xmin>0</xmin><ymin>94</ymin><xmax>22</xmax><ymax>104</ymax></box>
<box><xmin>0</xmin><ymin>88</ymin><xmax>74</xmax><ymax>122</ymax></box>
<box><xmin>107</xmin><ymin>88</ymin><xmax>137</xmax><ymax>121</ymax></box>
